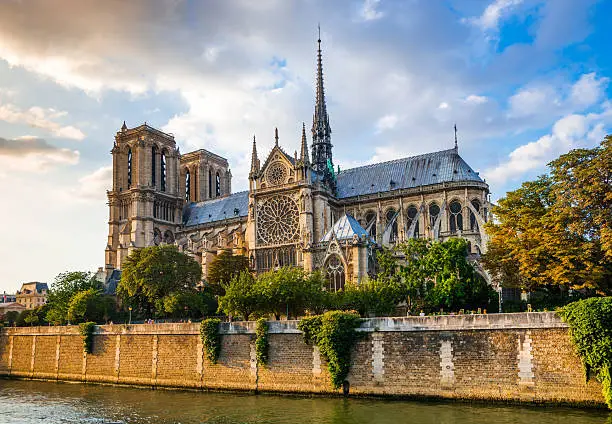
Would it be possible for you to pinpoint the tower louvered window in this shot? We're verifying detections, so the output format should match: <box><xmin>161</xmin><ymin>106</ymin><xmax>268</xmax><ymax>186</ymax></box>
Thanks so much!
<box><xmin>127</xmin><ymin>148</ymin><xmax>132</xmax><ymax>188</ymax></box>
<box><xmin>151</xmin><ymin>146</ymin><xmax>157</xmax><ymax>187</ymax></box>
<box><xmin>185</xmin><ymin>170</ymin><xmax>191</xmax><ymax>202</ymax></box>
<box><xmin>161</xmin><ymin>153</ymin><xmax>166</xmax><ymax>192</ymax></box>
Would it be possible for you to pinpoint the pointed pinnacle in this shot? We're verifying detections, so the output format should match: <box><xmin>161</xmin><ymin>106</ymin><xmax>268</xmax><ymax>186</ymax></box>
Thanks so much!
<box><xmin>275</xmin><ymin>127</ymin><xmax>279</xmax><ymax>146</ymax></box>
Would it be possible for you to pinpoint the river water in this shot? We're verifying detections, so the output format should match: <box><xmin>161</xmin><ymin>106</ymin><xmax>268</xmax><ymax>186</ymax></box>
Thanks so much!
<box><xmin>0</xmin><ymin>379</ymin><xmax>608</xmax><ymax>424</ymax></box>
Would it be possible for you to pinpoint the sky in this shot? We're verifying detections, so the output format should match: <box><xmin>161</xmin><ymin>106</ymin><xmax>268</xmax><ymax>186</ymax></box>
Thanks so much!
<box><xmin>1</xmin><ymin>0</ymin><xmax>611</xmax><ymax>293</ymax></box>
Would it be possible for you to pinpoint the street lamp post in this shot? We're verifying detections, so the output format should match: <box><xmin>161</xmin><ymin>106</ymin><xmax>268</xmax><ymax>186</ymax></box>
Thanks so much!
<box><xmin>128</xmin><ymin>306</ymin><xmax>132</xmax><ymax>325</ymax></box>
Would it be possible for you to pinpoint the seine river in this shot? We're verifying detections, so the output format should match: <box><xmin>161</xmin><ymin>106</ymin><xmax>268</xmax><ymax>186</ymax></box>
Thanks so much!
<box><xmin>0</xmin><ymin>379</ymin><xmax>609</xmax><ymax>424</ymax></box>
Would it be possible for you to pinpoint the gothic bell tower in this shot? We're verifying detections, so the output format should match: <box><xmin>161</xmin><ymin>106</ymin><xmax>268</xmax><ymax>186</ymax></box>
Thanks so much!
<box><xmin>105</xmin><ymin>122</ymin><xmax>183</xmax><ymax>272</ymax></box>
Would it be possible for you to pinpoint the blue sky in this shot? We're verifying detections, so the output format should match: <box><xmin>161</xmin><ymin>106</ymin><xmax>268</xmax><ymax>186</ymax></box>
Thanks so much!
<box><xmin>0</xmin><ymin>0</ymin><xmax>611</xmax><ymax>292</ymax></box>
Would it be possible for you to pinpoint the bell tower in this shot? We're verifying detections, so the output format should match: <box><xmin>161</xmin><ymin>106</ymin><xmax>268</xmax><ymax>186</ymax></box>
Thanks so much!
<box><xmin>105</xmin><ymin>122</ymin><xmax>182</xmax><ymax>272</ymax></box>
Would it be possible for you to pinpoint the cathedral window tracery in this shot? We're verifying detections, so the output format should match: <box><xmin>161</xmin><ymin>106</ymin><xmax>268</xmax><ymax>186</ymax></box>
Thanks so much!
<box><xmin>429</xmin><ymin>203</ymin><xmax>440</xmax><ymax>228</ymax></box>
<box><xmin>266</xmin><ymin>162</ymin><xmax>288</xmax><ymax>186</ymax></box>
<box><xmin>365</xmin><ymin>211</ymin><xmax>377</xmax><ymax>238</ymax></box>
<box><xmin>215</xmin><ymin>172</ymin><xmax>221</xmax><ymax>197</ymax></box>
<box><xmin>256</xmin><ymin>195</ymin><xmax>300</xmax><ymax>245</ymax></box>
<box><xmin>449</xmin><ymin>200</ymin><xmax>463</xmax><ymax>234</ymax></box>
<box><xmin>385</xmin><ymin>208</ymin><xmax>399</xmax><ymax>243</ymax></box>
<box><xmin>406</xmin><ymin>205</ymin><xmax>419</xmax><ymax>238</ymax></box>
<box><xmin>325</xmin><ymin>255</ymin><xmax>345</xmax><ymax>292</ymax></box>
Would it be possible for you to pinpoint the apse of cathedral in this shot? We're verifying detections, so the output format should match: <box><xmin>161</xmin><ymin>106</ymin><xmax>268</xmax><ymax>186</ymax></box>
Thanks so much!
<box><xmin>104</xmin><ymin>36</ymin><xmax>491</xmax><ymax>290</ymax></box>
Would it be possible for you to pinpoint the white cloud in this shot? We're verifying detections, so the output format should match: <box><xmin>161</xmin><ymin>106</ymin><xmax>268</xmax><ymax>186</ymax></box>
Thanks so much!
<box><xmin>570</xmin><ymin>72</ymin><xmax>609</xmax><ymax>108</ymax></box>
<box><xmin>507</xmin><ymin>86</ymin><xmax>558</xmax><ymax>118</ymax></box>
<box><xmin>467</xmin><ymin>0</ymin><xmax>523</xmax><ymax>32</ymax></box>
<box><xmin>0</xmin><ymin>136</ymin><xmax>80</xmax><ymax>172</ymax></box>
<box><xmin>359</xmin><ymin>0</ymin><xmax>384</xmax><ymax>22</ymax></box>
<box><xmin>375</xmin><ymin>114</ymin><xmax>399</xmax><ymax>133</ymax></box>
<box><xmin>438</xmin><ymin>102</ymin><xmax>450</xmax><ymax>110</ymax></box>
<box><xmin>485</xmin><ymin>107</ymin><xmax>611</xmax><ymax>184</ymax></box>
<box><xmin>0</xmin><ymin>103</ymin><xmax>85</xmax><ymax>140</ymax></box>
<box><xmin>70</xmin><ymin>165</ymin><xmax>112</xmax><ymax>201</ymax></box>
<box><xmin>465</xmin><ymin>95</ymin><xmax>488</xmax><ymax>105</ymax></box>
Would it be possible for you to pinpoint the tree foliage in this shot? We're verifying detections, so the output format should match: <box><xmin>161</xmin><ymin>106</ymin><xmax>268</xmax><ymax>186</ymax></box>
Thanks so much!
<box><xmin>117</xmin><ymin>245</ymin><xmax>202</xmax><ymax>318</ymax></box>
<box><xmin>298</xmin><ymin>311</ymin><xmax>362</xmax><ymax>389</ymax></box>
<box><xmin>559</xmin><ymin>297</ymin><xmax>612</xmax><ymax>409</ymax></box>
<box><xmin>483</xmin><ymin>136</ymin><xmax>612</xmax><ymax>293</ymax></box>
<box><xmin>200</xmin><ymin>318</ymin><xmax>222</xmax><ymax>364</ymax></box>
<box><xmin>217</xmin><ymin>271</ymin><xmax>261</xmax><ymax>321</ymax></box>
<box><xmin>46</xmin><ymin>271</ymin><xmax>101</xmax><ymax>325</ymax></box>
<box><xmin>206</xmin><ymin>251</ymin><xmax>249</xmax><ymax>296</ymax></box>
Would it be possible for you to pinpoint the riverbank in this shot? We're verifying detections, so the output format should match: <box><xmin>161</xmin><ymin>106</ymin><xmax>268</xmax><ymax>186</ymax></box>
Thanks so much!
<box><xmin>0</xmin><ymin>312</ymin><xmax>605</xmax><ymax>408</ymax></box>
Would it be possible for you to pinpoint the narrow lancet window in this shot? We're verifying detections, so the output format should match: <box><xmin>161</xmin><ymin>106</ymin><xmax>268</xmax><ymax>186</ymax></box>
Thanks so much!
<box><xmin>185</xmin><ymin>169</ymin><xmax>191</xmax><ymax>202</ymax></box>
<box><xmin>161</xmin><ymin>153</ymin><xmax>166</xmax><ymax>192</ymax></box>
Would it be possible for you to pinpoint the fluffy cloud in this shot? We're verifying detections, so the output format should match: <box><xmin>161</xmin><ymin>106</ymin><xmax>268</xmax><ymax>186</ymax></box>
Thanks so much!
<box><xmin>375</xmin><ymin>114</ymin><xmax>399</xmax><ymax>133</ymax></box>
<box><xmin>359</xmin><ymin>0</ymin><xmax>384</xmax><ymax>22</ymax></box>
<box><xmin>70</xmin><ymin>165</ymin><xmax>112</xmax><ymax>201</ymax></box>
<box><xmin>467</xmin><ymin>0</ymin><xmax>524</xmax><ymax>32</ymax></box>
<box><xmin>0</xmin><ymin>136</ymin><xmax>79</xmax><ymax>172</ymax></box>
<box><xmin>0</xmin><ymin>103</ymin><xmax>85</xmax><ymax>140</ymax></box>
<box><xmin>484</xmin><ymin>105</ymin><xmax>612</xmax><ymax>185</ymax></box>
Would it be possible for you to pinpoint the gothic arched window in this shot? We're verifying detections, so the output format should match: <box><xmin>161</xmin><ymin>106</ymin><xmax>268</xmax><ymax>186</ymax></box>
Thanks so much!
<box><xmin>365</xmin><ymin>211</ymin><xmax>377</xmax><ymax>239</ymax></box>
<box><xmin>325</xmin><ymin>255</ymin><xmax>345</xmax><ymax>292</ymax></box>
<box><xmin>185</xmin><ymin>169</ymin><xmax>191</xmax><ymax>202</ymax></box>
<box><xmin>208</xmin><ymin>169</ymin><xmax>213</xmax><ymax>198</ymax></box>
<box><xmin>151</xmin><ymin>146</ymin><xmax>157</xmax><ymax>187</ymax></box>
<box><xmin>161</xmin><ymin>152</ymin><xmax>167</xmax><ymax>192</ymax></box>
<box><xmin>406</xmin><ymin>205</ymin><xmax>419</xmax><ymax>238</ymax></box>
<box><xmin>470</xmin><ymin>199</ymin><xmax>481</xmax><ymax>231</ymax></box>
<box><xmin>215</xmin><ymin>172</ymin><xmax>221</xmax><ymax>197</ymax></box>
<box><xmin>429</xmin><ymin>203</ymin><xmax>440</xmax><ymax>228</ymax></box>
<box><xmin>449</xmin><ymin>200</ymin><xmax>463</xmax><ymax>234</ymax></box>
<box><xmin>385</xmin><ymin>208</ymin><xmax>398</xmax><ymax>243</ymax></box>
<box><xmin>127</xmin><ymin>148</ymin><xmax>132</xmax><ymax>188</ymax></box>
<box><xmin>153</xmin><ymin>228</ymin><xmax>162</xmax><ymax>246</ymax></box>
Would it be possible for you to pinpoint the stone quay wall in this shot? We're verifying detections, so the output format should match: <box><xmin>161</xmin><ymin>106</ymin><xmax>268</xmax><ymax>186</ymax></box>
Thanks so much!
<box><xmin>0</xmin><ymin>312</ymin><xmax>604</xmax><ymax>407</ymax></box>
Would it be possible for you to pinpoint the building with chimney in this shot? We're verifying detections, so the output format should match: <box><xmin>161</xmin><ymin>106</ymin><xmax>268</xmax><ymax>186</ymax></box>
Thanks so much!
<box><xmin>104</xmin><ymin>35</ymin><xmax>491</xmax><ymax>291</ymax></box>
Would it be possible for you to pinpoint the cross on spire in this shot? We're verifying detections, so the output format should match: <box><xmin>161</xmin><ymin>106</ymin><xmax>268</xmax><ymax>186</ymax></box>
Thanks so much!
<box><xmin>454</xmin><ymin>123</ymin><xmax>458</xmax><ymax>151</ymax></box>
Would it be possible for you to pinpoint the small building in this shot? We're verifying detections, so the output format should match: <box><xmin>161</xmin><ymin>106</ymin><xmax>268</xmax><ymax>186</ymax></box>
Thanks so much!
<box><xmin>0</xmin><ymin>302</ymin><xmax>26</xmax><ymax>316</ymax></box>
<box><xmin>16</xmin><ymin>282</ymin><xmax>48</xmax><ymax>310</ymax></box>
<box><xmin>1</xmin><ymin>292</ymin><xmax>17</xmax><ymax>303</ymax></box>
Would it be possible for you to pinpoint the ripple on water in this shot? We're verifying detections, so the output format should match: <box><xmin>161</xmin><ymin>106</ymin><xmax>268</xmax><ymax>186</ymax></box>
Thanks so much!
<box><xmin>0</xmin><ymin>380</ymin><xmax>609</xmax><ymax>424</ymax></box>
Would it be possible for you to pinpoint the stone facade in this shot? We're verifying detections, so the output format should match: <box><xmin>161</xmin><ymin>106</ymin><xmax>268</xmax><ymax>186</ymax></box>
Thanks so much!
<box><xmin>103</xmin><ymin>38</ymin><xmax>491</xmax><ymax>289</ymax></box>
<box><xmin>0</xmin><ymin>313</ymin><xmax>604</xmax><ymax>407</ymax></box>
<box><xmin>15</xmin><ymin>282</ymin><xmax>48</xmax><ymax>310</ymax></box>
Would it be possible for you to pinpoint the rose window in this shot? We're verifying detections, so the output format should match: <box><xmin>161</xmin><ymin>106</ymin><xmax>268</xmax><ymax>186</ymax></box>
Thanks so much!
<box><xmin>257</xmin><ymin>195</ymin><xmax>299</xmax><ymax>245</ymax></box>
<box><xmin>266</xmin><ymin>162</ymin><xmax>287</xmax><ymax>186</ymax></box>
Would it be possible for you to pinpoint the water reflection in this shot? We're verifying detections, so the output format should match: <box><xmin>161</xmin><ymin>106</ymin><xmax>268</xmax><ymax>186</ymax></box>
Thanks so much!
<box><xmin>0</xmin><ymin>379</ymin><xmax>608</xmax><ymax>424</ymax></box>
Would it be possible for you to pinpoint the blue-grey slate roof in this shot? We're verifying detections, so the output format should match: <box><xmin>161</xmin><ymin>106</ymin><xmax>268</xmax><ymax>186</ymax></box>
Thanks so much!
<box><xmin>183</xmin><ymin>191</ymin><xmax>249</xmax><ymax>227</ymax></box>
<box><xmin>321</xmin><ymin>214</ymin><xmax>373</xmax><ymax>242</ymax></box>
<box><xmin>336</xmin><ymin>148</ymin><xmax>483</xmax><ymax>199</ymax></box>
<box><xmin>104</xmin><ymin>270</ymin><xmax>121</xmax><ymax>295</ymax></box>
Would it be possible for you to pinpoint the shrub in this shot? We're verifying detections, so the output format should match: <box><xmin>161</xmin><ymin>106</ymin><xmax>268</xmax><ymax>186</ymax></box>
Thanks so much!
<box><xmin>558</xmin><ymin>297</ymin><xmax>612</xmax><ymax>409</ymax></box>
<box><xmin>79</xmin><ymin>322</ymin><xmax>96</xmax><ymax>354</ymax></box>
<box><xmin>200</xmin><ymin>318</ymin><xmax>221</xmax><ymax>364</ymax></box>
<box><xmin>255</xmin><ymin>318</ymin><xmax>269</xmax><ymax>367</ymax></box>
<box><xmin>298</xmin><ymin>311</ymin><xmax>362</xmax><ymax>389</ymax></box>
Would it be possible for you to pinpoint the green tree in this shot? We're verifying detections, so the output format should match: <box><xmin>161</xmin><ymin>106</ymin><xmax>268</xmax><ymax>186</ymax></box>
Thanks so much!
<box><xmin>217</xmin><ymin>271</ymin><xmax>261</xmax><ymax>320</ymax></box>
<box><xmin>117</xmin><ymin>245</ymin><xmax>202</xmax><ymax>318</ymax></box>
<box><xmin>3</xmin><ymin>311</ymin><xmax>19</xmax><ymax>326</ymax></box>
<box><xmin>484</xmin><ymin>136</ymin><xmax>612</xmax><ymax>294</ymax></box>
<box><xmin>46</xmin><ymin>271</ymin><xmax>101</xmax><ymax>325</ymax></box>
<box><xmin>206</xmin><ymin>251</ymin><xmax>249</xmax><ymax>296</ymax></box>
<box><xmin>257</xmin><ymin>267</ymin><xmax>323</xmax><ymax>319</ymax></box>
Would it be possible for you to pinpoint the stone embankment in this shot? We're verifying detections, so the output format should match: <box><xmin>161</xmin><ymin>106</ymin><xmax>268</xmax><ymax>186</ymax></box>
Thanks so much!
<box><xmin>0</xmin><ymin>312</ymin><xmax>604</xmax><ymax>407</ymax></box>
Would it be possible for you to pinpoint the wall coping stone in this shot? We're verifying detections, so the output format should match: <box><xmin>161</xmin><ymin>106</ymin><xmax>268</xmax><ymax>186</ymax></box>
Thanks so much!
<box><xmin>0</xmin><ymin>312</ymin><xmax>566</xmax><ymax>336</ymax></box>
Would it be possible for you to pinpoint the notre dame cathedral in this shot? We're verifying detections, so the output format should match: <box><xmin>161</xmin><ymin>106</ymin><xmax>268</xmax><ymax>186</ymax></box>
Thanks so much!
<box><xmin>104</xmin><ymin>37</ymin><xmax>491</xmax><ymax>291</ymax></box>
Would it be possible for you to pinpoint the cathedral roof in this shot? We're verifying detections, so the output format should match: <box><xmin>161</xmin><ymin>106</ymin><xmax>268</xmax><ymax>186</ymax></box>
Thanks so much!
<box><xmin>183</xmin><ymin>191</ymin><xmax>249</xmax><ymax>227</ymax></box>
<box><xmin>320</xmin><ymin>214</ymin><xmax>372</xmax><ymax>243</ymax></box>
<box><xmin>335</xmin><ymin>148</ymin><xmax>484</xmax><ymax>199</ymax></box>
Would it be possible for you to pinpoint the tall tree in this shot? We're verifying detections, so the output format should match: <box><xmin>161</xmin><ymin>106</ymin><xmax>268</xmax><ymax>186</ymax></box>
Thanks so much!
<box><xmin>484</xmin><ymin>136</ymin><xmax>612</xmax><ymax>293</ymax></box>
<box><xmin>117</xmin><ymin>245</ymin><xmax>202</xmax><ymax>317</ymax></box>
<box><xmin>46</xmin><ymin>271</ymin><xmax>101</xmax><ymax>325</ymax></box>
<box><xmin>206</xmin><ymin>251</ymin><xmax>249</xmax><ymax>296</ymax></box>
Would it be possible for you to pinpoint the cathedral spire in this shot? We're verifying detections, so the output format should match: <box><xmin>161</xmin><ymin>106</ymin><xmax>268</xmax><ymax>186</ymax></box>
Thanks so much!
<box><xmin>311</xmin><ymin>26</ymin><xmax>333</xmax><ymax>180</ymax></box>
<box><xmin>275</xmin><ymin>127</ymin><xmax>279</xmax><ymax>146</ymax></box>
<box><xmin>300</xmin><ymin>122</ymin><xmax>310</xmax><ymax>166</ymax></box>
<box><xmin>250</xmin><ymin>135</ymin><xmax>259</xmax><ymax>176</ymax></box>
<box><xmin>454</xmin><ymin>123</ymin><xmax>458</xmax><ymax>151</ymax></box>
